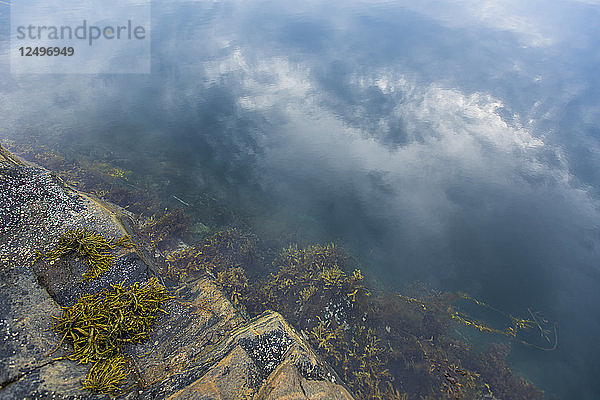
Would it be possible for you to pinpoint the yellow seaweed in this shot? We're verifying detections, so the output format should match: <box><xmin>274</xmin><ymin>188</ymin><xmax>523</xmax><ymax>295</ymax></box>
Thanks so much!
<box><xmin>51</xmin><ymin>277</ymin><xmax>171</xmax><ymax>393</ymax></box>
<box><xmin>40</xmin><ymin>228</ymin><xmax>135</xmax><ymax>280</ymax></box>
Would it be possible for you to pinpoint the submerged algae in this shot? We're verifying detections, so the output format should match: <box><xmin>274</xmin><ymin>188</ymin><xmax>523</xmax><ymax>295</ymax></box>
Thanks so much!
<box><xmin>162</xmin><ymin>234</ymin><xmax>545</xmax><ymax>398</ymax></box>
<box><xmin>238</xmin><ymin>242</ymin><xmax>546</xmax><ymax>400</ymax></box>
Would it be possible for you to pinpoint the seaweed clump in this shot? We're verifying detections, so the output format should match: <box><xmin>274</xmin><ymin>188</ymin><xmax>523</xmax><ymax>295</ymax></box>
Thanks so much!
<box><xmin>51</xmin><ymin>277</ymin><xmax>171</xmax><ymax>394</ymax></box>
<box><xmin>140</xmin><ymin>208</ymin><xmax>190</xmax><ymax>251</ymax></box>
<box><xmin>39</xmin><ymin>228</ymin><xmax>135</xmax><ymax>280</ymax></box>
<box><xmin>163</xmin><ymin>228</ymin><xmax>260</xmax><ymax>308</ymax></box>
<box><xmin>216</xmin><ymin>266</ymin><xmax>249</xmax><ymax>306</ymax></box>
<box><xmin>82</xmin><ymin>354</ymin><xmax>130</xmax><ymax>393</ymax></box>
<box><xmin>252</xmin><ymin>243</ymin><xmax>370</xmax><ymax>325</ymax></box>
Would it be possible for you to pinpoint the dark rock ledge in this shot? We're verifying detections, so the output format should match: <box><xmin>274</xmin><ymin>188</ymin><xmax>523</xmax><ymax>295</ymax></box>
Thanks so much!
<box><xmin>0</xmin><ymin>145</ymin><xmax>355</xmax><ymax>400</ymax></box>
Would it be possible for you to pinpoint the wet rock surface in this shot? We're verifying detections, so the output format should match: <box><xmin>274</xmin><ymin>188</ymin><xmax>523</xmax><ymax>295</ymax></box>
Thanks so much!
<box><xmin>0</xmin><ymin>146</ymin><xmax>355</xmax><ymax>400</ymax></box>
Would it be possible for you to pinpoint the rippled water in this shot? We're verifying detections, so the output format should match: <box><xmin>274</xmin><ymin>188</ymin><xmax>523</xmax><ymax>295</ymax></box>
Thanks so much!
<box><xmin>3</xmin><ymin>1</ymin><xmax>600</xmax><ymax>398</ymax></box>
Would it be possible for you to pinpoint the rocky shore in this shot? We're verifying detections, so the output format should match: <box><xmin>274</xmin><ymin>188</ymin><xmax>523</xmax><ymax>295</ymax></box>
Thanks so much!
<box><xmin>0</xmin><ymin>145</ymin><xmax>354</xmax><ymax>400</ymax></box>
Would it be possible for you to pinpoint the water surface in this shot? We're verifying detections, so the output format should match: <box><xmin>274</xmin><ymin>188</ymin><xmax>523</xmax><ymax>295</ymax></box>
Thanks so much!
<box><xmin>2</xmin><ymin>1</ymin><xmax>600</xmax><ymax>398</ymax></box>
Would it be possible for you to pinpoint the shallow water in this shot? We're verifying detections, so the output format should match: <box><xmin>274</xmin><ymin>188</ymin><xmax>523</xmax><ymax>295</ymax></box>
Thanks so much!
<box><xmin>3</xmin><ymin>0</ymin><xmax>600</xmax><ymax>398</ymax></box>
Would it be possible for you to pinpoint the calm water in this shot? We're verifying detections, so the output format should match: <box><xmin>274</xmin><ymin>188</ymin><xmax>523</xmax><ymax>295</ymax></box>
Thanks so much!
<box><xmin>3</xmin><ymin>1</ymin><xmax>600</xmax><ymax>398</ymax></box>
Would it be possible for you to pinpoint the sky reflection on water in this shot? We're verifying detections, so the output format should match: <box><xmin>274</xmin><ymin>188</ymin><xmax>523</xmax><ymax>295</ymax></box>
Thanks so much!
<box><xmin>2</xmin><ymin>1</ymin><xmax>600</xmax><ymax>398</ymax></box>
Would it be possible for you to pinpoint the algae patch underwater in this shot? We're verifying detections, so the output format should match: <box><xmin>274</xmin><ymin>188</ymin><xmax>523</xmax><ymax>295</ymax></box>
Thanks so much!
<box><xmin>51</xmin><ymin>277</ymin><xmax>172</xmax><ymax>394</ymax></box>
<box><xmin>39</xmin><ymin>228</ymin><xmax>135</xmax><ymax>280</ymax></box>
